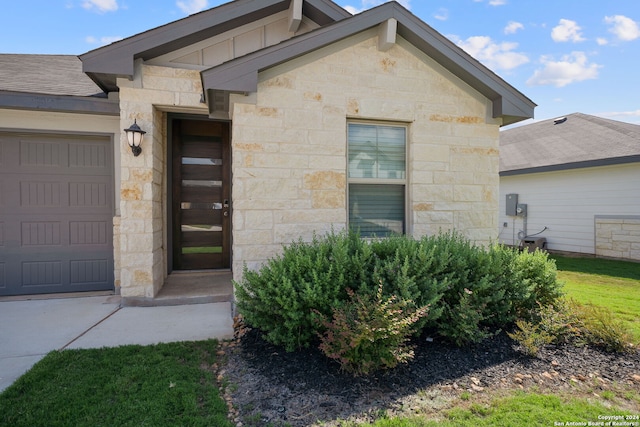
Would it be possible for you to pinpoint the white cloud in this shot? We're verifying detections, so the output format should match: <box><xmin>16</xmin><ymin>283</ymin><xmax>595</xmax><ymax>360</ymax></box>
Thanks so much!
<box><xmin>85</xmin><ymin>35</ymin><xmax>123</xmax><ymax>46</ymax></box>
<box><xmin>342</xmin><ymin>0</ymin><xmax>410</xmax><ymax>15</ymax></box>
<box><xmin>176</xmin><ymin>0</ymin><xmax>209</xmax><ymax>15</ymax></box>
<box><xmin>81</xmin><ymin>0</ymin><xmax>118</xmax><ymax>12</ymax></box>
<box><xmin>597</xmin><ymin>110</ymin><xmax>640</xmax><ymax>124</ymax></box>
<box><xmin>551</xmin><ymin>19</ymin><xmax>585</xmax><ymax>42</ymax></box>
<box><xmin>605</xmin><ymin>15</ymin><xmax>640</xmax><ymax>41</ymax></box>
<box><xmin>456</xmin><ymin>36</ymin><xmax>529</xmax><ymax>71</ymax></box>
<box><xmin>434</xmin><ymin>8</ymin><xmax>448</xmax><ymax>21</ymax></box>
<box><xmin>504</xmin><ymin>21</ymin><xmax>524</xmax><ymax>35</ymax></box>
<box><xmin>596</xmin><ymin>38</ymin><xmax>609</xmax><ymax>46</ymax></box>
<box><xmin>473</xmin><ymin>0</ymin><xmax>507</xmax><ymax>5</ymax></box>
<box><xmin>527</xmin><ymin>51</ymin><xmax>601</xmax><ymax>87</ymax></box>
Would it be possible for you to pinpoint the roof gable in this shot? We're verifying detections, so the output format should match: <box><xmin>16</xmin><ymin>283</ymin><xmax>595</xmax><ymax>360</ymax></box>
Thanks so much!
<box><xmin>146</xmin><ymin>10</ymin><xmax>321</xmax><ymax>70</ymax></box>
<box><xmin>201</xmin><ymin>2</ymin><xmax>535</xmax><ymax>125</ymax></box>
<box><xmin>80</xmin><ymin>0</ymin><xmax>350</xmax><ymax>92</ymax></box>
<box><xmin>500</xmin><ymin>112</ymin><xmax>640</xmax><ymax>175</ymax></box>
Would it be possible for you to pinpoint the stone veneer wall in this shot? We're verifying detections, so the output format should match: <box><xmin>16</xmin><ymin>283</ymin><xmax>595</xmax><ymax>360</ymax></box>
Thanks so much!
<box><xmin>595</xmin><ymin>216</ymin><xmax>640</xmax><ymax>261</ymax></box>
<box><xmin>117</xmin><ymin>63</ymin><xmax>207</xmax><ymax>297</ymax></box>
<box><xmin>230</xmin><ymin>32</ymin><xmax>501</xmax><ymax>279</ymax></box>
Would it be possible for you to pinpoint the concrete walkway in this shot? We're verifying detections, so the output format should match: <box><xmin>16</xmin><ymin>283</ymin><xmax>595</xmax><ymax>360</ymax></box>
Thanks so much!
<box><xmin>0</xmin><ymin>295</ymin><xmax>234</xmax><ymax>393</ymax></box>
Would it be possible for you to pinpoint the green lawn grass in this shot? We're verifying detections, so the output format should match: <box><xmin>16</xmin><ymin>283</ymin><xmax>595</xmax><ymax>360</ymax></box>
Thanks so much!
<box><xmin>551</xmin><ymin>255</ymin><xmax>640</xmax><ymax>341</ymax></box>
<box><xmin>0</xmin><ymin>340</ymin><xmax>232</xmax><ymax>427</ymax></box>
<box><xmin>366</xmin><ymin>392</ymin><xmax>637</xmax><ymax>427</ymax></box>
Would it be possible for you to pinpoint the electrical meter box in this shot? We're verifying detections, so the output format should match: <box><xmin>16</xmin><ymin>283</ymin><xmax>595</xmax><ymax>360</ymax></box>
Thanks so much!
<box><xmin>516</xmin><ymin>203</ymin><xmax>527</xmax><ymax>217</ymax></box>
<box><xmin>506</xmin><ymin>194</ymin><xmax>518</xmax><ymax>216</ymax></box>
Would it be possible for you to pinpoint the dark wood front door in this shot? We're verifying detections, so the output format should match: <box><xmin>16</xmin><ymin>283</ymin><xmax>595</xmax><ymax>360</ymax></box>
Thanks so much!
<box><xmin>171</xmin><ymin>119</ymin><xmax>230</xmax><ymax>270</ymax></box>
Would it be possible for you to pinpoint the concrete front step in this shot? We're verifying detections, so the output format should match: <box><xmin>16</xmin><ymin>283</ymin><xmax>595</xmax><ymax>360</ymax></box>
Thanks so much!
<box><xmin>122</xmin><ymin>271</ymin><xmax>234</xmax><ymax>307</ymax></box>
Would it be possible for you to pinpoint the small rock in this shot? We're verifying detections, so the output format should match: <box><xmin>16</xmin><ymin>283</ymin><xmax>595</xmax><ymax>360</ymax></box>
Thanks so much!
<box><xmin>632</xmin><ymin>374</ymin><xmax>640</xmax><ymax>383</ymax></box>
<box><xmin>551</xmin><ymin>360</ymin><xmax>559</xmax><ymax>367</ymax></box>
<box><xmin>470</xmin><ymin>377</ymin><xmax>481</xmax><ymax>385</ymax></box>
<box><xmin>513</xmin><ymin>377</ymin><xmax>523</xmax><ymax>384</ymax></box>
<box><xmin>471</xmin><ymin>384</ymin><xmax>484</xmax><ymax>392</ymax></box>
<box><xmin>541</xmin><ymin>372</ymin><xmax>554</xmax><ymax>380</ymax></box>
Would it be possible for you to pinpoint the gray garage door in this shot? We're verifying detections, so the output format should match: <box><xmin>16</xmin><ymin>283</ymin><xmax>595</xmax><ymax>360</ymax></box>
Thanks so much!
<box><xmin>0</xmin><ymin>132</ymin><xmax>114</xmax><ymax>296</ymax></box>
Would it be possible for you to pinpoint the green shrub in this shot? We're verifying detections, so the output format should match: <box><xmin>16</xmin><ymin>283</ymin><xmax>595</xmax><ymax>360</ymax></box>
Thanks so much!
<box><xmin>508</xmin><ymin>319</ymin><xmax>554</xmax><ymax>356</ymax></box>
<box><xmin>510</xmin><ymin>249</ymin><xmax>564</xmax><ymax>315</ymax></box>
<box><xmin>509</xmin><ymin>298</ymin><xmax>634</xmax><ymax>355</ymax></box>
<box><xmin>579</xmin><ymin>303</ymin><xmax>634</xmax><ymax>353</ymax></box>
<box><xmin>439</xmin><ymin>287</ymin><xmax>492</xmax><ymax>346</ymax></box>
<box><xmin>234</xmin><ymin>230</ymin><xmax>445</xmax><ymax>351</ymax></box>
<box><xmin>234</xmin><ymin>231</ymin><xmax>369</xmax><ymax>351</ymax></box>
<box><xmin>234</xmin><ymin>230</ymin><xmax>564</xmax><ymax>351</ymax></box>
<box><xmin>316</xmin><ymin>283</ymin><xmax>429</xmax><ymax>375</ymax></box>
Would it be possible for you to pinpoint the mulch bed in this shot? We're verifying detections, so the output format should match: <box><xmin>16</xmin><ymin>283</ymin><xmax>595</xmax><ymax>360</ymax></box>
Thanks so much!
<box><xmin>218</xmin><ymin>327</ymin><xmax>640</xmax><ymax>427</ymax></box>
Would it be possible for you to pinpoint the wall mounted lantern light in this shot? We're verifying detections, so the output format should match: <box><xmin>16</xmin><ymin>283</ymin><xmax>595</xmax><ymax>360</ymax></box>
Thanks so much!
<box><xmin>124</xmin><ymin>119</ymin><xmax>146</xmax><ymax>156</ymax></box>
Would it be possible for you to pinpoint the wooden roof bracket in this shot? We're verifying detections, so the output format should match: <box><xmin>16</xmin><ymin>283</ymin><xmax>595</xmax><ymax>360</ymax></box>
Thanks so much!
<box><xmin>288</xmin><ymin>0</ymin><xmax>303</xmax><ymax>33</ymax></box>
<box><xmin>378</xmin><ymin>18</ymin><xmax>397</xmax><ymax>52</ymax></box>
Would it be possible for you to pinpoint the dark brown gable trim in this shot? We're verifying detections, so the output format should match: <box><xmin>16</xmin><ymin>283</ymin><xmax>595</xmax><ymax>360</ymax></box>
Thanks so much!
<box><xmin>80</xmin><ymin>0</ymin><xmax>349</xmax><ymax>93</ymax></box>
<box><xmin>500</xmin><ymin>155</ymin><xmax>640</xmax><ymax>176</ymax></box>
<box><xmin>0</xmin><ymin>91</ymin><xmax>119</xmax><ymax>115</ymax></box>
<box><xmin>201</xmin><ymin>2</ymin><xmax>535</xmax><ymax>125</ymax></box>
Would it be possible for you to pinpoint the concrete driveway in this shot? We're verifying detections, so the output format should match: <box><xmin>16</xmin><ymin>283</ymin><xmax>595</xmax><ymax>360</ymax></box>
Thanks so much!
<box><xmin>0</xmin><ymin>295</ymin><xmax>233</xmax><ymax>393</ymax></box>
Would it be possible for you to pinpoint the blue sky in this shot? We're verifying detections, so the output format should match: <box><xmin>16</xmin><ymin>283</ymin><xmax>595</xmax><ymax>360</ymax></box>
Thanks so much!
<box><xmin>2</xmin><ymin>0</ymin><xmax>639</xmax><ymax>127</ymax></box>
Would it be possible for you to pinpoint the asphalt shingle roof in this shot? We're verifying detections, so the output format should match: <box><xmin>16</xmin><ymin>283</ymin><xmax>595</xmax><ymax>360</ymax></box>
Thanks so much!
<box><xmin>0</xmin><ymin>54</ymin><xmax>104</xmax><ymax>97</ymax></box>
<box><xmin>500</xmin><ymin>112</ymin><xmax>640</xmax><ymax>175</ymax></box>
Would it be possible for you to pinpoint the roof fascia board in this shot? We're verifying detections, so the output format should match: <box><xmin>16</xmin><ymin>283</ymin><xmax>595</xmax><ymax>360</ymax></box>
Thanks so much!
<box><xmin>80</xmin><ymin>0</ymin><xmax>288</xmax><ymax>77</ymax></box>
<box><xmin>79</xmin><ymin>0</ymin><xmax>348</xmax><ymax>81</ymax></box>
<box><xmin>0</xmin><ymin>91</ymin><xmax>119</xmax><ymax>115</ymax></box>
<box><xmin>304</xmin><ymin>0</ymin><xmax>351</xmax><ymax>24</ymax></box>
<box><xmin>500</xmin><ymin>155</ymin><xmax>640</xmax><ymax>176</ymax></box>
<box><xmin>202</xmin><ymin>2</ymin><xmax>535</xmax><ymax>123</ymax></box>
<box><xmin>136</xmin><ymin>2</ymin><xmax>288</xmax><ymax>61</ymax></box>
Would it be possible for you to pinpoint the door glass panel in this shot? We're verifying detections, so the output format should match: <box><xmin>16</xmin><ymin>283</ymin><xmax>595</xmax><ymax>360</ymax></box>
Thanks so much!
<box><xmin>181</xmin><ymin>202</ymin><xmax>222</xmax><ymax>210</ymax></box>
<box><xmin>182</xmin><ymin>246</ymin><xmax>223</xmax><ymax>254</ymax></box>
<box><xmin>181</xmin><ymin>225</ymin><xmax>222</xmax><ymax>232</ymax></box>
<box><xmin>182</xmin><ymin>157</ymin><xmax>222</xmax><ymax>165</ymax></box>
<box><xmin>182</xmin><ymin>180</ymin><xmax>222</xmax><ymax>187</ymax></box>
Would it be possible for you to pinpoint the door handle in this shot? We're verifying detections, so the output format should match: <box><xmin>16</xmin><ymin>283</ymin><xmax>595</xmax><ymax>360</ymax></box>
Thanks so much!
<box><xmin>223</xmin><ymin>211</ymin><xmax>229</xmax><ymax>217</ymax></box>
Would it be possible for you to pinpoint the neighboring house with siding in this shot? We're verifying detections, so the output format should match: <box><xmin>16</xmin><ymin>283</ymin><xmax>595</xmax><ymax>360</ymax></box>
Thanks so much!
<box><xmin>0</xmin><ymin>0</ymin><xmax>535</xmax><ymax>300</ymax></box>
<box><xmin>499</xmin><ymin>112</ymin><xmax>640</xmax><ymax>261</ymax></box>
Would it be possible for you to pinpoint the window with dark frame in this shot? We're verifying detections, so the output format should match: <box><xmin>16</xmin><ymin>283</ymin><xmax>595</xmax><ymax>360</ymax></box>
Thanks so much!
<box><xmin>348</xmin><ymin>122</ymin><xmax>406</xmax><ymax>238</ymax></box>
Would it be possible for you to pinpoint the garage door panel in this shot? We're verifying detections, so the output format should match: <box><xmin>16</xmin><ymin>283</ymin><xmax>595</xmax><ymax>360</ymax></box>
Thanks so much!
<box><xmin>22</xmin><ymin>261</ymin><xmax>63</xmax><ymax>288</ymax></box>
<box><xmin>69</xmin><ymin>221</ymin><xmax>109</xmax><ymax>245</ymax></box>
<box><xmin>70</xmin><ymin>259</ymin><xmax>109</xmax><ymax>285</ymax></box>
<box><xmin>1</xmin><ymin>252</ymin><xmax>113</xmax><ymax>295</ymax></box>
<box><xmin>21</xmin><ymin>221</ymin><xmax>63</xmax><ymax>246</ymax></box>
<box><xmin>69</xmin><ymin>181</ymin><xmax>109</xmax><ymax>208</ymax></box>
<box><xmin>14</xmin><ymin>176</ymin><xmax>111</xmax><ymax>214</ymax></box>
<box><xmin>20</xmin><ymin>139</ymin><xmax>63</xmax><ymax>168</ymax></box>
<box><xmin>68</xmin><ymin>141</ymin><xmax>109</xmax><ymax>170</ymax></box>
<box><xmin>0</xmin><ymin>132</ymin><xmax>114</xmax><ymax>296</ymax></box>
